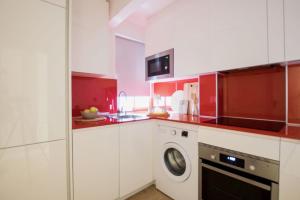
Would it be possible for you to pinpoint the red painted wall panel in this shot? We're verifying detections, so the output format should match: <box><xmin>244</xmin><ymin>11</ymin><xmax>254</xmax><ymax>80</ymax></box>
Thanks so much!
<box><xmin>199</xmin><ymin>74</ymin><xmax>217</xmax><ymax>117</ymax></box>
<box><xmin>72</xmin><ymin>75</ymin><xmax>117</xmax><ymax>117</ymax></box>
<box><xmin>218</xmin><ymin>65</ymin><xmax>285</xmax><ymax>121</ymax></box>
<box><xmin>288</xmin><ymin>61</ymin><xmax>300</xmax><ymax>124</ymax></box>
<box><xmin>153</xmin><ymin>78</ymin><xmax>198</xmax><ymax>96</ymax></box>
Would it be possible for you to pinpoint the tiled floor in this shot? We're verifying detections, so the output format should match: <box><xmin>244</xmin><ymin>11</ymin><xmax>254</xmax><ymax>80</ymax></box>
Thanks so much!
<box><xmin>126</xmin><ymin>185</ymin><xmax>173</xmax><ymax>200</ymax></box>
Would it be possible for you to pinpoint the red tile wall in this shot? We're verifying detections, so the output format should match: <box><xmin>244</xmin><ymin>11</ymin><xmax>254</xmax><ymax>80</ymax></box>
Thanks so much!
<box><xmin>218</xmin><ymin>64</ymin><xmax>286</xmax><ymax>121</ymax></box>
<box><xmin>199</xmin><ymin>73</ymin><xmax>217</xmax><ymax>117</ymax></box>
<box><xmin>288</xmin><ymin>61</ymin><xmax>300</xmax><ymax>124</ymax></box>
<box><xmin>72</xmin><ymin>75</ymin><xmax>117</xmax><ymax>117</ymax></box>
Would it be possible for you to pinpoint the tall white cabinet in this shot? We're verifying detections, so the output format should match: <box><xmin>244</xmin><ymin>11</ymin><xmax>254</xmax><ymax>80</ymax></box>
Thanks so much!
<box><xmin>0</xmin><ymin>141</ymin><xmax>67</xmax><ymax>200</ymax></box>
<box><xmin>0</xmin><ymin>0</ymin><xmax>68</xmax><ymax>199</ymax></box>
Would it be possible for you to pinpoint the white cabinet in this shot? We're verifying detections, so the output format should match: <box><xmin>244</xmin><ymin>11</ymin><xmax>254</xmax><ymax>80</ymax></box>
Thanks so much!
<box><xmin>209</xmin><ymin>0</ymin><xmax>268</xmax><ymax>70</ymax></box>
<box><xmin>73</xmin><ymin>126</ymin><xmax>119</xmax><ymax>200</ymax></box>
<box><xmin>0</xmin><ymin>0</ymin><xmax>66</xmax><ymax>148</ymax></box>
<box><xmin>71</xmin><ymin>0</ymin><xmax>112</xmax><ymax>76</ymax></box>
<box><xmin>279</xmin><ymin>139</ymin><xmax>300</xmax><ymax>200</ymax></box>
<box><xmin>0</xmin><ymin>140</ymin><xmax>67</xmax><ymax>200</ymax></box>
<box><xmin>284</xmin><ymin>0</ymin><xmax>300</xmax><ymax>61</ymax></box>
<box><xmin>119</xmin><ymin>121</ymin><xmax>154</xmax><ymax>198</ymax></box>
<box><xmin>42</xmin><ymin>0</ymin><xmax>66</xmax><ymax>7</ymax></box>
<box><xmin>267</xmin><ymin>0</ymin><xmax>285</xmax><ymax>63</ymax></box>
<box><xmin>198</xmin><ymin>126</ymin><xmax>280</xmax><ymax>161</ymax></box>
<box><xmin>146</xmin><ymin>0</ymin><xmax>269</xmax><ymax>76</ymax></box>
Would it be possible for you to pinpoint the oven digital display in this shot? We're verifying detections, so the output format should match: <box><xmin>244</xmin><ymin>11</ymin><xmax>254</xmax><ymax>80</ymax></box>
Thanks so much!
<box><xmin>220</xmin><ymin>153</ymin><xmax>245</xmax><ymax>168</ymax></box>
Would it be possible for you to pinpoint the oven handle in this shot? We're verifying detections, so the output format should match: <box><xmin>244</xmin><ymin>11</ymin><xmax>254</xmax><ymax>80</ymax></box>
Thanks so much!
<box><xmin>201</xmin><ymin>163</ymin><xmax>271</xmax><ymax>191</ymax></box>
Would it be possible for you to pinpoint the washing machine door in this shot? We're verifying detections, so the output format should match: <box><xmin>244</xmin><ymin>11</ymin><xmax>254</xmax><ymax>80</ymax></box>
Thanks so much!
<box><xmin>161</xmin><ymin>142</ymin><xmax>192</xmax><ymax>182</ymax></box>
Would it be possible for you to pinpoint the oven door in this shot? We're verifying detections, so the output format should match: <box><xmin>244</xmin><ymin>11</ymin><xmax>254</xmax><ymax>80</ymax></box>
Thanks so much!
<box><xmin>199</xmin><ymin>160</ymin><xmax>279</xmax><ymax>200</ymax></box>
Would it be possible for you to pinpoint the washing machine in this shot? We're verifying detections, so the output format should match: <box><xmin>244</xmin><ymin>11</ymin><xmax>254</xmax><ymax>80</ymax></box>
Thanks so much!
<box><xmin>154</xmin><ymin>123</ymin><xmax>198</xmax><ymax>200</ymax></box>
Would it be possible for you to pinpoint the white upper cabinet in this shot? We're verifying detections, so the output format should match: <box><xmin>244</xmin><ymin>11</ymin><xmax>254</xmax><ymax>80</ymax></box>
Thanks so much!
<box><xmin>284</xmin><ymin>0</ymin><xmax>300</xmax><ymax>61</ymax></box>
<box><xmin>119</xmin><ymin>121</ymin><xmax>154</xmax><ymax>198</ymax></box>
<box><xmin>73</xmin><ymin>126</ymin><xmax>119</xmax><ymax>200</ymax></box>
<box><xmin>146</xmin><ymin>0</ymin><xmax>269</xmax><ymax>76</ymax></box>
<box><xmin>71</xmin><ymin>0</ymin><xmax>113</xmax><ymax>76</ymax></box>
<box><xmin>267</xmin><ymin>0</ymin><xmax>285</xmax><ymax>63</ymax></box>
<box><xmin>42</xmin><ymin>0</ymin><xmax>66</xmax><ymax>7</ymax></box>
<box><xmin>280</xmin><ymin>139</ymin><xmax>300</xmax><ymax>200</ymax></box>
<box><xmin>0</xmin><ymin>140</ymin><xmax>67</xmax><ymax>200</ymax></box>
<box><xmin>209</xmin><ymin>0</ymin><xmax>268</xmax><ymax>70</ymax></box>
<box><xmin>0</xmin><ymin>0</ymin><xmax>66</xmax><ymax>148</ymax></box>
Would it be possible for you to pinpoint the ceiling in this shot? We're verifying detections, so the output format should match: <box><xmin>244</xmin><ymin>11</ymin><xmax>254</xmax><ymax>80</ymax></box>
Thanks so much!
<box><xmin>111</xmin><ymin>0</ymin><xmax>177</xmax><ymax>27</ymax></box>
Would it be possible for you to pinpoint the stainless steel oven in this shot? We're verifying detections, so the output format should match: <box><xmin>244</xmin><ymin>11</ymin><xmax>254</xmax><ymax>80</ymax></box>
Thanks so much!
<box><xmin>199</xmin><ymin>143</ymin><xmax>279</xmax><ymax>200</ymax></box>
<box><xmin>145</xmin><ymin>48</ymin><xmax>174</xmax><ymax>81</ymax></box>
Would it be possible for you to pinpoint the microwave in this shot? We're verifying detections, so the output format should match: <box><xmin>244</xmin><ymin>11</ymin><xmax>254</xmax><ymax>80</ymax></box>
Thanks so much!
<box><xmin>145</xmin><ymin>48</ymin><xmax>174</xmax><ymax>81</ymax></box>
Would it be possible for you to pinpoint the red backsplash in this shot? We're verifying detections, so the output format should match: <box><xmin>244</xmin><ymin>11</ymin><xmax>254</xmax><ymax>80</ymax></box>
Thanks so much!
<box><xmin>288</xmin><ymin>61</ymin><xmax>300</xmax><ymax>124</ymax></box>
<box><xmin>199</xmin><ymin>73</ymin><xmax>217</xmax><ymax>117</ymax></box>
<box><xmin>153</xmin><ymin>78</ymin><xmax>198</xmax><ymax>96</ymax></box>
<box><xmin>72</xmin><ymin>75</ymin><xmax>117</xmax><ymax>117</ymax></box>
<box><xmin>218</xmin><ymin>64</ymin><xmax>286</xmax><ymax>121</ymax></box>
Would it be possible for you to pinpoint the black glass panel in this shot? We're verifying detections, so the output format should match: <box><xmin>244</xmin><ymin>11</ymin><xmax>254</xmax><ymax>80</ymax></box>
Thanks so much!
<box><xmin>202</xmin><ymin>167</ymin><xmax>271</xmax><ymax>200</ymax></box>
<box><xmin>203</xmin><ymin>117</ymin><xmax>285</xmax><ymax>132</ymax></box>
<box><xmin>148</xmin><ymin>55</ymin><xmax>170</xmax><ymax>77</ymax></box>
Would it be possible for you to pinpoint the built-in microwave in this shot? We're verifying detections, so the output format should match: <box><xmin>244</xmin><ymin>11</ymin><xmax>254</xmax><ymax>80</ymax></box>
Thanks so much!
<box><xmin>145</xmin><ymin>48</ymin><xmax>174</xmax><ymax>81</ymax></box>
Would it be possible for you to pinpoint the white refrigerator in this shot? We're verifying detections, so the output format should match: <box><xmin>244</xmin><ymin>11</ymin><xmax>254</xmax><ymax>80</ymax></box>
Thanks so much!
<box><xmin>0</xmin><ymin>0</ymin><xmax>68</xmax><ymax>199</ymax></box>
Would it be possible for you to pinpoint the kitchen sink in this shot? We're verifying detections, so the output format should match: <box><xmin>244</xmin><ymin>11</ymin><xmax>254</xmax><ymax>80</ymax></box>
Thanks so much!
<box><xmin>108</xmin><ymin>114</ymin><xmax>146</xmax><ymax>120</ymax></box>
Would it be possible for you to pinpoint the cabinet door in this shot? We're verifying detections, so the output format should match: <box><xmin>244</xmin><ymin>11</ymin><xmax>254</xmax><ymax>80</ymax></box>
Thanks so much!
<box><xmin>73</xmin><ymin>126</ymin><xmax>119</xmax><ymax>200</ymax></box>
<box><xmin>267</xmin><ymin>0</ymin><xmax>285</xmax><ymax>63</ymax></box>
<box><xmin>120</xmin><ymin>121</ymin><xmax>153</xmax><ymax>197</ymax></box>
<box><xmin>71</xmin><ymin>0</ymin><xmax>112</xmax><ymax>76</ymax></box>
<box><xmin>280</xmin><ymin>140</ymin><xmax>300</xmax><ymax>200</ymax></box>
<box><xmin>285</xmin><ymin>0</ymin><xmax>300</xmax><ymax>61</ymax></box>
<box><xmin>0</xmin><ymin>0</ymin><xmax>66</xmax><ymax>148</ymax></box>
<box><xmin>0</xmin><ymin>140</ymin><xmax>67</xmax><ymax>200</ymax></box>
<box><xmin>209</xmin><ymin>0</ymin><xmax>268</xmax><ymax>70</ymax></box>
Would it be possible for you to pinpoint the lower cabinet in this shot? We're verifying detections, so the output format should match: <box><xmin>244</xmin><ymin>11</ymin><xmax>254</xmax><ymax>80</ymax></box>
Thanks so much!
<box><xmin>0</xmin><ymin>140</ymin><xmax>67</xmax><ymax>200</ymax></box>
<box><xmin>73</xmin><ymin>125</ymin><xmax>119</xmax><ymax>200</ymax></box>
<box><xmin>119</xmin><ymin>121</ymin><xmax>154</xmax><ymax>198</ymax></box>
<box><xmin>279</xmin><ymin>139</ymin><xmax>300</xmax><ymax>200</ymax></box>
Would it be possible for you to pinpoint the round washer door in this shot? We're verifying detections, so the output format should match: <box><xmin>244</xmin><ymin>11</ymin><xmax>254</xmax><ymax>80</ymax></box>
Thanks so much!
<box><xmin>161</xmin><ymin>142</ymin><xmax>192</xmax><ymax>182</ymax></box>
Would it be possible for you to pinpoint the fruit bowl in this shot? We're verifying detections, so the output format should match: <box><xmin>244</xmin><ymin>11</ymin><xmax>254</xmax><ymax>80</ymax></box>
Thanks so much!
<box><xmin>80</xmin><ymin>111</ymin><xmax>98</xmax><ymax>119</ymax></box>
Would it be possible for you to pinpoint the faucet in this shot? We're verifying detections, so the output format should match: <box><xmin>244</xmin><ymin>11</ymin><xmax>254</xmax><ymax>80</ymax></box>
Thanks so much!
<box><xmin>118</xmin><ymin>91</ymin><xmax>127</xmax><ymax>116</ymax></box>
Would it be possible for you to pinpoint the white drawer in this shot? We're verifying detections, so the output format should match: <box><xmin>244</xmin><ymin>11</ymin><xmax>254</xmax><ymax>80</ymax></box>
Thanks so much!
<box><xmin>198</xmin><ymin>126</ymin><xmax>280</xmax><ymax>160</ymax></box>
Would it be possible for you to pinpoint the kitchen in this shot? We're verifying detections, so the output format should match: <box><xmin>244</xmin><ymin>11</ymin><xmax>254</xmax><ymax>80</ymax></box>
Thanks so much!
<box><xmin>0</xmin><ymin>0</ymin><xmax>300</xmax><ymax>200</ymax></box>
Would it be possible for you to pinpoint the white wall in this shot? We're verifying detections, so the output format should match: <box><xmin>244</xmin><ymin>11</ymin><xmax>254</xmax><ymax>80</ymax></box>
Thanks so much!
<box><xmin>115</xmin><ymin>36</ymin><xmax>149</xmax><ymax>96</ymax></box>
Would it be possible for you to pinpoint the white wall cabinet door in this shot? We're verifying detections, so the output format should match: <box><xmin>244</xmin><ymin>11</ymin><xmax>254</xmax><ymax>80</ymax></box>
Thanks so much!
<box><xmin>284</xmin><ymin>0</ymin><xmax>300</xmax><ymax>61</ymax></box>
<box><xmin>0</xmin><ymin>0</ymin><xmax>66</xmax><ymax>148</ymax></box>
<box><xmin>0</xmin><ymin>140</ymin><xmax>67</xmax><ymax>200</ymax></box>
<box><xmin>71</xmin><ymin>0</ymin><xmax>112</xmax><ymax>76</ymax></box>
<box><xmin>73</xmin><ymin>126</ymin><xmax>119</xmax><ymax>200</ymax></box>
<box><xmin>119</xmin><ymin>121</ymin><xmax>154</xmax><ymax>197</ymax></box>
<box><xmin>209</xmin><ymin>0</ymin><xmax>268</xmax><ymax>71</ymax></box>
<box><xmin>279</xmin><ymin>139</ymin><xmax>300</xmax><ymax>200</ymax></box>
<box><xmin>267</xmin><ymin>0</ymin><xmax>285</xmax><ymax>63</ymax></box>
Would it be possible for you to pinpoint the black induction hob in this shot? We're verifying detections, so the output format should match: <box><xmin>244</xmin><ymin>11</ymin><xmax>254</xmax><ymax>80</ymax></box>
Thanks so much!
<box><xmin>203</xmin><ymin>117</ymin><xmax>285</xmax><ymax>132</ymax></box>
